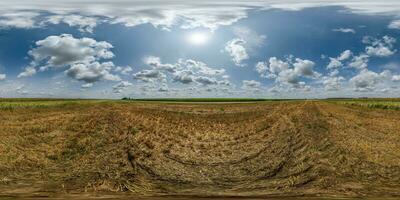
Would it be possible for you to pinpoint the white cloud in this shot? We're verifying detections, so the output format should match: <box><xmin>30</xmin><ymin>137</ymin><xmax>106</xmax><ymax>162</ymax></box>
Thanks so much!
<box><xmin>115</xmin><ymin>66</ymin><xmax>133</xmax><ymax>75</ymax></box>
<box><xmin>388</xmin><ymin>19</ymin><xmax>400</xmax><ymax>29</ymax></box>
<box><xmin>293</xmin><ymin>58</ymin><xmax>320</xmax><ymax>78</ymax></box>
<box><xmin>29</xmin><ymin>34</ymin><xmax>114</xmax><ymax>69</ymax></box>
<box><xmin>338</xmin><ymin>50</ymin><xmax>353</xmax><ymax>61</ymax></box>
<box><xmin>232</xmin><ymin>26</ymin><xmax>266</xmax><ymax>49</ymax></box>
<box><xmin>224</xmin><ymin>38</ymin><xmax>249</xmax><ymax>66</ymax></box>
<box><xmin>392</xmin><ymin>75</ymin><xmax>400</xmax><ymax>82</ymax></box>
<box><xmin>66</xmin><ymin>62</ymin><xmax>120</xmax><ymax>83</ymax></box>
<box><xmin>348</xmin><ymin>54</ymin><xmax>369</xmax><ymax>69</ymax></box>
<box><xmin>332</xmin><ymin>28</ymin><xmax>356</xmax><ymax>33</ymax></box>
<box><xmin>268</xmin><ymin>57</ymin><xmax>290</xmax><ymax>75</ymax></box>
<box><xmin>329</xmin><ymin>69</ymin><xmax>339</xmax><ymax>77</ymax></box>
<box><xmin>327</xmin><ymin>58</ymin><xmax>343</xmax><ymax>69</ymax></box>
<box><xmin>134</xmin><ymin>69</ymin><xmax>166</xmax><ymax>83</ymax></box>
<box><xmin>172</xmin><ymin>66</ymin><xmax>227</xmax><ymax>86</ymax></box>
<box><xmin>144</xmin><ymin>56</ymin><xmax>177</xmax><ymax>72</ymax></box>
<box><xmin>112</xmin><ymin>81</ymin><xmax>133</xmax><ymax>93</ymax></box>
<box><xmin>21</xmin><ymin>34</ymin><xmax>120</xmax><ymax>84</ymax></box>
<box><xmin>255</xmin><ymin>62</ymin><xmax>269</xmax><ymax>78</ymax></box>
<box><xmin>329</xmin><ymin>36</ymin><xmax>395</xmax><ymax>73</ymax></box>
<box><xmin>0</xmin><ymin>12</ymin><xmax>39</xmax><ymax>29</ymax></box>
<box><xmin>257</xmin><ymin>56</ymin><xmax>319</xmax><ymax>88</ymax></box>
<box><xmin>0</xmin><ymin>74</ymin><xmax>5</xmax><ymax>80</ymax></box>
<box><xmin>2</xmin><ymin>1</ymin><xmax>400</xmax><ymax>32</ymax></box>
<box><xmin>350</xmin><ymin>69</ymin><xmax>391</xmax><ymax>91</ymax></box>
<box><xmin>134</xmin><ymin>56</ymin><xmax>230</xmax><ymax>89</ymax></box>
<box><xmin>327</xmin><ymin>50</ymin><xmax>352</xmax><ymax>70</ymax></box>
<box><xmin>43</xmin><ymin>15</ymin><xmax>98</xmax><ymax>33</ymax></box>
<box><xmin>172</xmin><ymin>70</ymin><xmax>194</xmax><ymax>84</ymax></box>
<box><xmin>363</xmin><ymin>36</ymin><xmax>397</xmax><ymax>57</ymax></box>
<box><xmin>194</xmin><ymin>76</ymin><xmax>218</xmax><ymax>85</ymax></box>
<box><xmin>81</xmin><ymin>83</ymin><xmax>93</xmax><ymax>88</ymax></box>
<box><xmin>322</xmin><ymin>76</ymin><xmax>345</xmax><ymax>91</ymax></box>
<box><xmin>242</xmin><ymin>80</ymin><xmax>261</xmax><ymax>90</ymax></box>
<box><xmin>18</xmin><ymin>66</ymin><xmax>37</xmax><ymax>78</ymax></box>
<box><xmin>183</xmin><ymin>59</ymin><xmax>226</xmax><ymax>76</ymax></box>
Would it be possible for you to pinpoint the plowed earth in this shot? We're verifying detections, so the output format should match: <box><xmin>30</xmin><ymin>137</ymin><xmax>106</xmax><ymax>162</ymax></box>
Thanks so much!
<box><xmin>0</xmin><ymin>101</ymin><xmax>399</xmax><ymax>198</ymax></box>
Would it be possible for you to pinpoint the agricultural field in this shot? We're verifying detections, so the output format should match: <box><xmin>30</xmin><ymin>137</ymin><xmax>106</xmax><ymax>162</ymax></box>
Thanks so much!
<box><xmin>0</xmin><ymin>99</ymin><xmax>400</xmax><ymax>199</ymax></box>
<box><xmin>331</xmin><ymin>98</ymin><xmax>400</xmax><ymax>110</ymax></box>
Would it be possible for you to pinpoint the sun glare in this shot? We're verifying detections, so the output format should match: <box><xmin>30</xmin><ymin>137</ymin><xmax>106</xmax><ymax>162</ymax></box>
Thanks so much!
<box><xmin>187</xmin><ymin>32</ymin><xmax>210</xmax><ymax>45</ymax></box>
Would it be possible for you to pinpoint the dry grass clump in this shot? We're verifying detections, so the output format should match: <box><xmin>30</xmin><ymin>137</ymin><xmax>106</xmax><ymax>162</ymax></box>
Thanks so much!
<box><xmin>0</xmin><ymin>100</ymin><xmax>400</xmax><ymax>198</ymax></box>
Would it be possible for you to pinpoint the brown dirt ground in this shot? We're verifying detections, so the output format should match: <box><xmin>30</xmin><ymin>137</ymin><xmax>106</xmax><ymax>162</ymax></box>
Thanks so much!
<box><xmin>0</xmin><ymin>101</ymin><xmax>399</xmax><ymax>198</ymax></box>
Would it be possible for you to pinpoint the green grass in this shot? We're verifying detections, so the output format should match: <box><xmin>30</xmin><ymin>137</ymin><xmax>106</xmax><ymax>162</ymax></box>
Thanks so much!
<box><xmin>2</xmin><ymin>98</ymin><xmax>400</xmax><ymax>110</ymax></box>
<box><xmin>0</xmin><ymin>99</ymin><xmax>106</xmax><ymax>110</ymax></box>
<box><xmin>328</xmin><ymin>98</ymin><xmax>400</xmax><ymax>110</ymax></box>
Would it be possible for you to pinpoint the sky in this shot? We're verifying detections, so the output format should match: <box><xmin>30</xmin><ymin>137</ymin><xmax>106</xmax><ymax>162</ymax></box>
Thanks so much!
<box><xmin>0</xmin><ymin>0</ymin><xmax>400</xmax><ymax>99</ymax></box>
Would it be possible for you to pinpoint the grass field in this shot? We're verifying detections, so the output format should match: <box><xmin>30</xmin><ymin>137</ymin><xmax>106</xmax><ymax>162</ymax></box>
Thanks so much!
<box><xmin>0</xmin><ymin>98</ymin><xmax>400</xmax><ymax>198</ymax></box>
<box><xmin>123</xmin><ymin>98</ymin><xmax>297</xmax><ymax>102</ymax></box>
<box><xmin>330</xmin><ymin>98</ymin><xmax>400</xmax><ymax>110</ymax></box>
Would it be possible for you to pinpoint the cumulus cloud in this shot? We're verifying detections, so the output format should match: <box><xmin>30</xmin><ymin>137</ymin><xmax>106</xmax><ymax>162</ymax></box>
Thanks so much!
<box><xmin>224</xmin><ymin>38</ymin><xmax>249</xmax><ymax>66</ymax></box>
<box><xmin>350</xmin><ymin>69</ymin><xmax>391</xmax><ymax>92</ymax></box>
<box><xmin>183</xmin><ymin>59</ymin><xmax>225</xmax><ymax>76</ymax></box>
<box><xmin>332</xmin><ymin>28</ymin><xmax>356</xmax><ymax>34</ymax></box>
<box><xmin>194</xmin><ymin>76</ymin><xmax>218</xmax><ymax>85</ymax></box>
<box><xmin>392</xmin><ymin>75</ymin><xmax>400</xmax><ymax>82</ymax></box>
<box><xmin>327</xmin><ymin>50</ymin><xmax>352</xmax><ymax>71</ymax></box>
<box><xmin>327</xmin><ymin>36</ymin><xmax>396</xmax><ymax>74</ymax></box>
<box><xmin>225</xmin><ymin>27</ymin><xmax>266</xmax><ymax>67</ymax></box>
<box><xmin>29</xmin><ymin>34</ymin><xmax>114</xmax><ymax>69</ymax></box>
<box><xmin>327</xmin><ymin>58</ymin><xmax>343</xmax><ymax>69</ymax></box>
<box><xmin>172</xmin><ymin>70</ymin><xmax>194</xmax><ymax>84</ymax></box>
<box><xmin>255</xmin><ymin>62</ymin><xmax>269</xmax><ymax>78</ymax></box>
<box><xmin>363</xmin><ymin>36</ymin><xmax>397</xmax><ymax>57</ymax></box>
<box><xmin>144</xmin><ymin>56</ymin><xmax>176</xmax><ymax>72</ymax></box>
<box><xmin>66</xmin><ymin>62</ymin><xmax>120</xmax><ymax>83</ymax></box>
<box><xmin>112</xmin><ymin>81</ymin><xmax>133</xmax><ymax>93</ymax></box>
<box><xmin>256</xmin><ymin>56</ymin><xmax>320</xmax><ymax>88</ymax></box>
<box><xmin>134</xmin><ymin>69</ymin><xmax>166</xmax><ymax>83</ymax></box>
<box><xmin>348</xmin><ymin>54</ymin><xmax>369</xmax><ymax>70</ymax></box>
<box><xmin>339</xmin><ymin>36</ymin><xmax>397</xmax><ymax>72</ymax></box>
<box><xmin>338</xmin><ymin>50</ymin><xmax>353</xmax><ymax>61</ymax></box>
<box><xmin>293</xmin><ymin>58</ymin><xmax>320</xmax><ymax>78</ymax></box>
<box><xmin>21</xmin><ymin>34</ymin><xmax>120</xmax><ymax>84</ymax></box>
<box><xmin>322</xmin><ymin>76</ymin><xmax>345</xmax><ymax>91</ymax></box>
<box><xmin>115</xmin><ymin>66</ymin><xmax>133</xmax><ymax>75</ymax></box>
<box><xmin>134</xmin><ymin>56</ymin><xmax>230</xmax><ymax>90</ymax></box>
<box><xmin>0</xmin><ymin>74</ymin><xmax>5</xmax><ymax>80</ymax></box>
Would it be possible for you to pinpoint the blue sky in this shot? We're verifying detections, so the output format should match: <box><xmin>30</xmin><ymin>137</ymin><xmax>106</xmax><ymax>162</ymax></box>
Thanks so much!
<box><xmin>0</xmin><ymin>0</ymin><xmax>399</xmax><ymax>98</ymax></box>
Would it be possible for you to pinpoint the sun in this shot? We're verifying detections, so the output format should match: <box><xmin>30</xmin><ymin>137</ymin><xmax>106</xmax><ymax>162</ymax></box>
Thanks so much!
<box><xmin>187</xmin><ymin>32</ymin><xmax>210</xmax><ymax>45</ymax></box>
